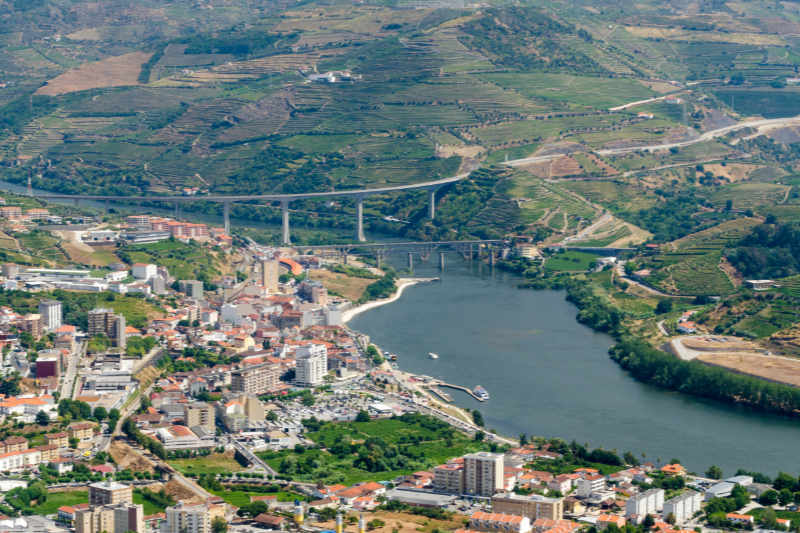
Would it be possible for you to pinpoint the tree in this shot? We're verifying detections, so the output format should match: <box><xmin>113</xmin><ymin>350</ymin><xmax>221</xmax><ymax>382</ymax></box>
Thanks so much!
<box><xmin>212</xmin><ymin>516</ymin><xmax>228</xmax><ymax>533</ymax></box>
<box><xmin>779</xmin><ymin>488</ymin><xmax>793</xmax><ymax>506</ymax></box>
<box><xmin>759</xmin><ymin>489</ymin><xmax>779</xmax><ymax>506</ymax></box>
<box><xmin>519</xmin><ymin>433</ymin><xmax>528</xmax><ymax>446</ymax></box>
<box><xmin>69</xmin><ymin>437</ymin><xmax>79</xmax><ymax>449</ymax></box>
<box><xmin>355</xmin><ymin>410</ymin><xmax>370</xmax><ymax>423</ymax></box>
<box><xmin>656</xmin><ymin>299</ymin><xmax>672</xmax><ymax>314</ymax></box>
<box><xmin>623</xmin><ymin>451</ymin><xmax>640</xmax><ymax>466</ymax></box>
<box><xmin>35</xmin><ymin>410</ymin><xmax>50</xmax><ymax>426</ymax></box>
<box><xmin>643</xmin><ymin>514</ymin><xmax>655</xmax><ymax>529</ymax></box>
<box><xmin>706</xmin><ymin>465</ymin><xmax>723</xmax><ymax>480</ymax></box>
<box><xmin>93</xmin><ymin>407</ymin><xmax>107</xmax><ymax>421</ymax></box>
<box><xmin>266</xmin><ymin>411</ymin><xmax>278</xmax><ymax>422</ymax></box>
<box><xmin>472</xmin><ymin>409</ymin><xmax>484</xmax><ymax>427</ymax></box>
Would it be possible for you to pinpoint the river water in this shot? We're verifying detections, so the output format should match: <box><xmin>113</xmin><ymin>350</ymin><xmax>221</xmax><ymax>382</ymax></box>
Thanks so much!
<box><xmin>350</xmin><ymin>255</ymin><xmax>800</xmax><ymax>476</ymax></box>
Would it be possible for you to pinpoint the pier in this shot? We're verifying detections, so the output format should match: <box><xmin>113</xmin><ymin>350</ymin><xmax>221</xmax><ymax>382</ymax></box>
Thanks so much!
<box><xmin>427</xmin><ymin>386</ymin><xmax>453</xmax><ymax>403</ymax></box>
<box><xmin>436</xmin><ymin>381</ymin><xmax>486</xmax><ymax>402</ymax></box>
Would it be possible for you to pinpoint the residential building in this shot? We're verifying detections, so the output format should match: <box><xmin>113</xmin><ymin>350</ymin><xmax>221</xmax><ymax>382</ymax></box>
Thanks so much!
<box><xmin>469</xmin><ymin>511</ymin><xmax>531</xmax><ymax>533</ymax></box>
<box><xmin>75</xmin><ymin>503</ymin><xmax>143</xmax><ymax>533</ymax></box>
<box><xmin>38</xmin><ymin>300</ymin><xmax>62</xmax><ymax>331</ymax></box>
<box><xmin>46</xmin><ymin>432</ymin><xmax>69</xmax><ymax>448</ymax></box>
<box><xmin>89</xmin><ymin>480</ymin><xmax>133</xmax><ymax>506</ymax></box>
<box><xmin>132</xmin><ymin>264</ymin><xmax>157</xmax><ymax>280</ymax></box>
<box><xmin>0</xmin><ymin>448</ymin><xmax>41</xmax><ymax>471</ymax></box>
<box><xmin>18</xmin><ymin>313</ymin><xmax>42</xmax><ymax>339</ymax></box>
<box><xmin>625</xmin><ymin>488</ymin><xmax>664</xmax><ymax>521</ymax></box>
<box><xmin>662</xmin><ymin>491</ymin><xmax>702</xmax><ymax>525</ymax></box>
<box><xmin>88</xmin><ymin>308</ymin><xmax>126</xmax><ymax>348</ymax></box>
<box><xmin>261</xmin><ymin>259</ymin><xmax>279</xmax><ymax>293</ymax></box>
<box><xmin>464</xmin><ymin>452</ymin><xmax>504</xmax><ymax>497</ymax></box>
<box><xmin>230</xmin><ymin>362</ymin><xmax>281</xmax><ymax>395</ymax></box>
<box><xmin>179</xmin><ymin>280</ymin><xmax>204</xmax><ymax>299</ymax></box>
<box><xmin>726</xmin><ymin>513</ymin><xmax>754</xmax><ymax>526</ymax></box>
<box><xmin>576</xmin><ymin>475</ymin><xmax>605</xmax><ymax>498</ymax></box>
<box><xmin>433</xmin><ymin>462</ymin><xmax>464</xmax><ymax>494</ymax></box>
<box><xmin>597</xmin><ymin>515</ymin><xmax>626</xmax><ymax>530</ymax></box>
<box><xmin>36</xmin><ymin>357</ymin><xmax>60</xmax><ymax>378</ymax></box>
<box><xmin>184</xmin><ymin>402</ymin><xmax>215</xmax><ymax>433</ymax></box>
<box><xmin>295</xmin><ymin>343</ymin><xmax>328</xmax><ymax>386</ymax></box>
<box><xmin>216</xmin><ymin>395</ymin><xmax>265</xmax><ymax>432</ymax></box>
<box><xmin>492</xmin><ymin>492</ymin><xmax>564</xmax><ymax>521</ymax></box>
<box><xmin>69</xmin><ymin>422</ymin><xmax>95</xmax><ymax>441</ymax></box>
<box><xmin>161</xmin><ymin>502</ymin><xmax>211</xmax><ymax>533</ymax></box>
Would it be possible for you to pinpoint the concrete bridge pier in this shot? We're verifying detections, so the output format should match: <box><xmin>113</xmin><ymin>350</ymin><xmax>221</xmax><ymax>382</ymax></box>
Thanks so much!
<box><xmin>73</xmin><ymin>198</ymin><xmax>79</xmax><ymax>207</ymax></box>
<box><xmin>223</xmin><ymin>201</ymin><xmax>231</xmax><ymax>235</ymax></box>
<box><xmin>174</xmin><ymin>201</ymin><xmax>180</xmax><ymax>219</ymax></box>
<box><xmin>341</xmin><ymin>249</ymin><xmax>348</xmax><ymax>265</ymax></box>
<box><xmin>429</xmin><ymin>189</ymin><xmax>437</xmax><ymax>220</ymax></box>
<box><xmin>375</xmin><ymin>249</ymin><xmax>385</xmax><ymax>270</ymax></box>
<box><xmin>407</xmin><ymin>252</ymin><xmax>414</xmax><ymax>272</ymax></box>
<box><xmin>104</xmin><ymin>199</ymin><xmax>110</xmax><ymax>213</ymax></box>
<box><xmin>439</xmin><ymin>251</ymin><xmax>445</xmax><ymax>271</ymax></box>
<box><xmin>489</xmin><ymin>246</ymin><xmax>496</xmax><ymax>266</ymax></box>
<box><xmin>281</xmin><ymin>200</ymin><xmax>291</xmax><ymax>245</ymax></box>
<box><xmin>355</xmin><ymin>196</ymin><xmax>365</xmax><ymax>242</ymax></box>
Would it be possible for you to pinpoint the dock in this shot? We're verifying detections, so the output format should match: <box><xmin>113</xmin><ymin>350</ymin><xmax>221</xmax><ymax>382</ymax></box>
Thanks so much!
<box><xmin>436</xmin><ymin>381</ymin><xmax>486</xmax><ymax>401</ymax></box>
<box><xmin>428</xmin><ymin>386</ymin><xmax>453</xmax><ymax>403</ymax></box>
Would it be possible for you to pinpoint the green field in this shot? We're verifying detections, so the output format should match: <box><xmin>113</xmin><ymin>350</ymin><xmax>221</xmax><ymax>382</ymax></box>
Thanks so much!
<box><xmin>31</xmin><ymin>490</ymin><xmax>88</xmax><ymax>516</ymax></box>
<box><xmin>209</xmin><ymin>488</ymin><xmax>306</xmax><ymax>507</ymax></box>
<box><xmin>118</xmin><ymin>240</ymin><xmax>222</xmax><ymax>283</ymax></box>
<box><xmin>544</xmin><ymin>250</ymin><xmax>601</xmax><ymax>272</ymax></box>
<box><xmin>258</xmin><ymin>414</ymin><xmax>489</xmax><ymax>485</ymax></box>
<box><xmin>168</xmin><ymin>452</ymin><xmax>245</xmax><ymax>475</ymax></box>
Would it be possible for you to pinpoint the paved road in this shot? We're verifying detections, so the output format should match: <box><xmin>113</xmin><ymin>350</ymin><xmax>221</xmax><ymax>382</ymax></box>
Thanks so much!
<box><xmin>35</xmin><ymin>173</ymin><xmax>470</xmax><ymax>202</ymax></box>
<box><xmin>230</xmin><ymin>437</ymin><xmax>277</xmax><ymax>476</ymax></box>
<box><xmin>504</xmin><ymin>115</ymin><xmax>800</xmax><ymax>167</ymax></box>
<box><xmin>59</xmin><ymin>340</ymin><xmax>84</xmax><ymax>400</ymax></box>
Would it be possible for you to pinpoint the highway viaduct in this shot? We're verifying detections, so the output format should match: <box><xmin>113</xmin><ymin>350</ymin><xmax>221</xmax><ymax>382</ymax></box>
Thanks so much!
<box><xmin>33</xmin><ymin>172</ymin><xmax>469</xmax><ymax>244</ymax></box>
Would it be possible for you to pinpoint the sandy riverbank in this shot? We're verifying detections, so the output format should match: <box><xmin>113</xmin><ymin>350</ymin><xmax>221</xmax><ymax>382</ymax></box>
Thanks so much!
<box><xmin>342</xmin><ymin>278</ymin><xmax>432</xmax><ymax>323</ymax></box>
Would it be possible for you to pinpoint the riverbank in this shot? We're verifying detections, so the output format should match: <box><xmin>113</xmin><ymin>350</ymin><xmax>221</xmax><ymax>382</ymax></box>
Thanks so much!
<box><xmin>342</xmin><ymin>277</ymin><xmax>436</xmax><ymax>323</ymax></box>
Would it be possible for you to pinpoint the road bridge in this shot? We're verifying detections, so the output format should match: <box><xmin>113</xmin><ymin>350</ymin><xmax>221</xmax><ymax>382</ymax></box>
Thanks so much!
<box><xmin>300</xmin><ymin>239</ymin><xmax>509</xmax><ymax>269</ymax></box>
<box><xmin>33</xmin><ymin>173</ymin><xmax>469</xmax><ymax>244</ymax></box>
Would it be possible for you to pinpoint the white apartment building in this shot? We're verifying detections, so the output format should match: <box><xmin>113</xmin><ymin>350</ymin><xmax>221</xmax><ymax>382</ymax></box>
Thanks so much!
<box><xmin>131</xmin><ymin>263</ymin><xmax>157</xmax><ymax>280</ymax></box>
<box><xmin>295</xmin><ymin>343</ymin><xmax>328</xmax><ymax>386</ymax></box>
<box><xmin>662</xmin><ymin>491</ymin><xmax>702</xmax><ymax>525</ymax></box>
<box><xmin>162</xmin><ymin>502</ymin><xmax>211</xmax><ymax>533</ymax></box>
<box><xmin>576</xmin><ymin>475</ymin><xmax>606</xmax><ymax>498</ymax></box>
<box><xmin>625</xmin><ymin>488</ymin><xmax>664</xmax><ymax>521</ymax></box>
<box><xmin>464</xmin><ymin>451</ymin><xmax>504</xmax><ymax>497</ymax></box>
<box><xmin>38</xmin><ymin>300</ymin><xmax>62</xmax><ymax>331</ymax></box>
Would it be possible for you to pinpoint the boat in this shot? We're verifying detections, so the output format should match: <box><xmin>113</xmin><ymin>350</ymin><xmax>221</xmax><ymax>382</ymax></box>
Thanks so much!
<box><xmin>389</xmin><ymin>354</ymin><xmax>398</xmax><ymax>361</ymax></box>
<box><xmin>428</xmin><ymin>352</ymin><xmax>439</xmax><ymax>359</ymax></box>
<box><xmin>473</xmin><ymin>385</ymin><xmax>490</xmax><ymax>401</ymax></box>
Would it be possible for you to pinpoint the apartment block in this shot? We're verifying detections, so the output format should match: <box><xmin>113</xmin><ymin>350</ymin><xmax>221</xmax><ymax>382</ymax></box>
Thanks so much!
<box><xmin>161</xmin><ymin>502</ymin><xmax>211</xmax><ymax>533</ymax></box>
<box><xmin>75</xmin><ymin>503</ymin><xmax>143</xmax><ymax>533</ymax></box>
<box><xmin>261</xmin><ymin>259</ymin><xmax>279</xmax><ymax>293</ymax></box>
<box><xmin>625</xmin><ymin>488</ymin><xmax>665</xmax><ymax>521</ymax></box>
<box><xmin>184</xmin><ymin>402</ymin><xmax>215</xmax><ymax>433</ymax></box>
<box><xmin>38</xmin><ymin>300</ymin><xmax>62</xmax><ymax>331</ymax></box>
<box><xmin>576</xmin><ymin>475</ymin><xmax>605</xmax><ymax>498</ymax></box>
<box><xmin>89</xmin><ymin>481</ymin><xmax>133</xmax><ymax>506</ymax></box>
<box><xmin>230</xmin><ymin>362</ymin><xmax>281</xmax><ymax>395</ymax></box>
<box><xmin>662</xmin><ymin>491</ymin><xmax>702</xmax><ymax>525</ymax></box>
<box><xmin>464</xmin><ymin>452</ymin><xmax>504</xmax><ymax>497</ymax></box>
<box><xmin>87</xmin><ymin>308</ymin><xmax>126</xmax><ymax>348</ymax></box>
<box><xmin>295</xmin><ymin>343</ymin><xmax>328</xmax><ymax>387</ymax></box>
<box><xmin>433</xmin><ymin>462</ymin><xmax>464</xmax><ymax>494</ymax></box>
<box><xmin>492</xmin><ymin>492</ymin><xmax>564</xmax><ymax>521</ymax></box>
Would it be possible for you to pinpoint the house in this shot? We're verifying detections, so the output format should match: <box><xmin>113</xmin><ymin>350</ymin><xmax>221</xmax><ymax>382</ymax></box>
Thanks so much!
<box><xmin>660</xmin><ymin>464</ymin><xmax>686</xmax><ymax>476</ymax></box>
<box><xmin>597</xmin><ymin>514</ymin><xmax>626</xmax><ymax>530</ymax></box>
<box><xmin>254</xmin><ymin>513</ymin><xmax>286</xmax><ymax>529</ymax></box>
<box><xmin>745</xmin><ymin>280</ymin><xmax>775</xmax><ymax>291</ymax></box>
<box><xmin>676</xmin><ymin>322</ymin><xmax>697</xmax><ymax>334</ymax></box>
<box><xmin>335</xmin><ymin>482</ymin><xmax>386</xmax><ymax>506</ymax></box>
<box><xmin>469</xmin><ymin>511</ymin><xmax>532</xmax><ymax>533</ymax></box>
<box><xmin>726</xmin><ymin>513</ymin><xmax>754</xmax><ymax>526</ymax></box>
<box><xmin>57</xmin><ymin>503</ymin><xmax>89</xmax><ymax>524</ymax></box>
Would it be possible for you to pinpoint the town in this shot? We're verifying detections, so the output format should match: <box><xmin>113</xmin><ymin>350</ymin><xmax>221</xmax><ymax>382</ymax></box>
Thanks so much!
<box><xmin>0</xmin><ymin>196</ymin><xmax>792</xmax><ymax>533</ymax></box>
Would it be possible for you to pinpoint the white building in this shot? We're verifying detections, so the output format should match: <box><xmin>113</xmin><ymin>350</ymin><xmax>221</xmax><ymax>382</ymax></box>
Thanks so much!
<box><xmin>576</xmin><ymin>475</ymin><xmax>606</xmax><ymax>498</ymax></box>
<box><xmin>295</xmin><ymin>343</ymin><xmax>328</xmax><ymax>386</ymax></box>
<box><xmin>625</xmin><ymin>488</ymin><xmax>664</xmax><ymax>521</ymax></box>
<box><xmin>131</xmin><ymin>263</ymin><xmax>157</xmax><ymax>280</ymax></box>
<box><xmin>37</xmin><ymin>300</ymin><xmax>62</xmax><ymax>331</ymax></box>
<box><xmin>464</xmin><ymin>451</ymin><xmax>504</xmax><ymax>497</ymax></box>
<box><xmin>663</xmin><ymin>491</ymin><xmax>702</xmax><ymax>525</ymax></box>
<box><xmin>162</xmin><ymin>502</ymin><xmax>214</xmax><ymax>533</ymax></box>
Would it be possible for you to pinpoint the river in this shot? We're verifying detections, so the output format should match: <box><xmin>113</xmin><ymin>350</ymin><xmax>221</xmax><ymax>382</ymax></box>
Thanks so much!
<box><xmin>350</xmin><ymin>255</ymin><xmax>800</xmax><ymax>476</ymax></box>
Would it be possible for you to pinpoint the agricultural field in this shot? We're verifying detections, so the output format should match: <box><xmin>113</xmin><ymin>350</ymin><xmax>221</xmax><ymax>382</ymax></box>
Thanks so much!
<box><xmin>544</xmin><ymin>250</ymin><xmax>601</xmax><ymax>272</ymax></box>
<box><xmin>168</xmin><ymin>452</ymin><xmax>244</xmax><ymax>476</ymax></box>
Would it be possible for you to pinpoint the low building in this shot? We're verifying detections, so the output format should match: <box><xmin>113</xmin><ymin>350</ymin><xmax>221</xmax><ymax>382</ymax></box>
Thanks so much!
<box><xmin>69</xmin><ymin>422</ymin><xmax>95</xmax><ymax>441</ymax></box>
<box><xmin>492</xmin><ymin>492</ymin><xmax>564</xmax><ymax>521</ymax></box>
<box><xmin>469</xmin><ymin>511</ymin><xmax>531</xmax><ymax>533</ymax></box>
<box><xmin>625</xmin><ymin>488</ymin><xmax>664</xmax><ymax>521</ymax></box>
<box><xmin>726</xmin><ymin>513</ymin><xmax>754</xmax><ymax>526</ymax></box>
<box><xmin>745</xmin><ymin>280</ymin><xmax>775</xmax><ymax>291</ymax></box>
<box><xmin>596</xmin><ymin>515</ymin><xmax>626</xmax><ymax>530</ymax></box>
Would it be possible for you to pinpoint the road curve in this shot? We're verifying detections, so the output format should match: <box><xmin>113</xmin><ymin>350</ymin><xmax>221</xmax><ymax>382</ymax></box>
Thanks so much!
<box><xmin>503</xmin><ymin>114</ymin><xmax>800</xmax><ymax>167</ymax></box>
<box><xmin>35</xmin><ymin>172</ymin><xmax>470</xmax><ymax>203</ymax></box>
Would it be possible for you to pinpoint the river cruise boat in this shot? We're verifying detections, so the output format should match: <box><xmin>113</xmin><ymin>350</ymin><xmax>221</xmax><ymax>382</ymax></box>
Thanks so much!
<box><xmin>473</xmin><ymin>385</ymin><xmax>490</xmax><ymax>400</ymax></box>
<box><xmin>428</xmin><ymin>352</ymin><xmax>439</xmax><ymax>359</ymax></box>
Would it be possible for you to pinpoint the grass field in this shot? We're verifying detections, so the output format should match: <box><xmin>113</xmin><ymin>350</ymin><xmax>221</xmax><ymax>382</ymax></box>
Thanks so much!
<box><xmin>31</xmin><ymin>490</ymin><xmax>88</xmax><ymax>516</ymax></box>
<box><xmin>544</xmin><ymin>250</ymin><xmax>600</xmax><ymax>272</ymax></box>
<box><xmin>209</xmin><ymin>488</ymin><xmax>306</xmax><ymax>507</ymax></box>
<box><xmin>168</xmin><ymin>452</ymin><xmax>244</xmax><ymax>475</ymax></box>
<box><xmin>257</xmin><ymin>415</ymin><xmax>488</xmax><ymax>485</ymax></box>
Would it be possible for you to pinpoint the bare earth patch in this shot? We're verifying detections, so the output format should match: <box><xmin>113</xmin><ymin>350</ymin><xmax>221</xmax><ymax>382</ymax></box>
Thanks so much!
<box><xmin>701</xmin><ymin>163</ymin><xmax>757</xmax><ymax>182</ymax></box>
<box><xmin>310</xmin><ymin>270</ymin><xmax>375</xmax><ymax>302</ymax></box>
<box><xmin>696</xmin><ymin>352</ymin><xmax>800</xmax><ymax>387</ymax></box>
<box><xmin>36</xmin><ymin>51</ymin><xmax>152</xmax><ymax>96</ymax></box>
<box><xmin>109</xmin><ymin>440</ymin><xmax>156</xmax><ymax>473</ymax></box>
<box><xmin>436</xmin><ymin>144</ymin><xmax>484</xmax><ymax>159</ymax></box>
